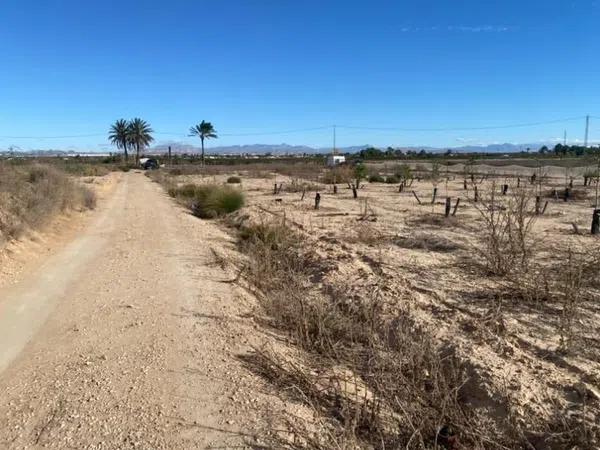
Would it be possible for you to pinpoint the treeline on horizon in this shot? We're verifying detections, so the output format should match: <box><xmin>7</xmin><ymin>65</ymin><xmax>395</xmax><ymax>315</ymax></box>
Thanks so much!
<box><xmin>2</xmin><ymin>143</ymin><xmax>599</xmax><ymax>163</ymax></box>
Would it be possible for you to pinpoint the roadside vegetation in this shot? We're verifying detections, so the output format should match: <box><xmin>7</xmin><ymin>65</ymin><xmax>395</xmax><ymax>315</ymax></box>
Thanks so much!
<box><xmin>0</xmin><ymin>163</ymin><xmax>96</xmax><ymax>242</ymax></box>
<box><xmin>173</xmin><ymin>163</ymin><xmax>599</xmax><ymax>449</ymax></box>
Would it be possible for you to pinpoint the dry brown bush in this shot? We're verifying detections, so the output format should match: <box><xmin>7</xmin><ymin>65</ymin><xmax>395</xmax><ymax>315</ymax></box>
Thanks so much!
<box><xmin>0</xmin><ymin>163</ymin><xmax>96</xmax><ymax>241</ymax></box>
<box><xmin>395</xmin><ymin>233</ymin><xmax>462</xmax><ymax>252</ymax></box>
<box><xmin>474</xmin><ymin>185</ymin><xmax>538</xmax><ymax>275</ymax></box>
<box><xmin>233</xmin><ymin>219</ymin><xmax>536</xmax><ymax>449</ymax></box>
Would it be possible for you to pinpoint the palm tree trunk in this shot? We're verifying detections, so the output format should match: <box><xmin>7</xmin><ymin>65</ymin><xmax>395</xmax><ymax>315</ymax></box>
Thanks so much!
<box><xmin>124</xmin><ymin>143</ymin><xmax>128</xmax><ymax>162</ymax></box>
<box><xmin>201</xmin><ymin>137</ymin><xmax>205</xmax><ymax>167</ymax></box>
<box><xmin>136</xmin><ymin>143</ymin><xmax>140</xmax><ymax>165</ymax></box>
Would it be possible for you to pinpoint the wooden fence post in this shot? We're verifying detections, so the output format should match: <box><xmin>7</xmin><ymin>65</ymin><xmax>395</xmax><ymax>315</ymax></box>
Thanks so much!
<box><xmin>592</xmin><ymin>209</ymin><xmax>600</xmax><ymax>235</ymax></box>
<box><xmin>445</xmin><ymin>197</ymin><xmax>452</xmax><ymax>217</ymax></box>
<box><xmin>314</xmin><ymin>193</ymin><xmax>321</xmax><ymax>210</ymax></box>
<box><xmin>431</xmin><ymin>187</ymin><xmax>438</xmax><ymax>204</ymax></box>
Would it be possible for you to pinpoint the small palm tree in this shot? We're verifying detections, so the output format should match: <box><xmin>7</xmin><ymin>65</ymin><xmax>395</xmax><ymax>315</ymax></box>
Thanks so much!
<box><xmin>189</xmin><ymin>121</ymin><xmax>217</xmax><ymax>166</ymax></box>
<box><xmin>128</xmin><ymin>118</ymin><xmax>154</xmax><ymax>164</ymax></box>
<box><xmin>108</xmin><ymin>119</ymin><xmax>130</xmax><ymax>162</ymax></box>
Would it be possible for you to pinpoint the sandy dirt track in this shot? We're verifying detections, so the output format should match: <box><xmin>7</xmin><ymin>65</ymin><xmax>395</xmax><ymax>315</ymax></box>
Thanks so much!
<box><xmin>0</xmin><ymin>172</ymin><xmax>271</xmax><ymax>449</ymax></box>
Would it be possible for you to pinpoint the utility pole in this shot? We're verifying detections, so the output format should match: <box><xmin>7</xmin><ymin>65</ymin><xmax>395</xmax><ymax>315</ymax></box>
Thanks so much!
<box><xmin>584</xmin><ymin>115</ymin><xmax>590</xmax><ymax>147</ymax></box>
<box><xmin>563</xmin><ymin>130</ymin><xmax>567</xmax><ymax>146</ymax></box>
<box><xmin>332</xmin><ymin>125</ymin><xmax>337</xmax><ymax>155</ymax></box>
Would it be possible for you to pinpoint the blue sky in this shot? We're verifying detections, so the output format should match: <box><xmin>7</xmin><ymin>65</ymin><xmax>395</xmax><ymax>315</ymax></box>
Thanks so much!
<box><xmin>0</xmin><ymin>0</ymin><xmax>599</xmax><ymax>151</ymax></box>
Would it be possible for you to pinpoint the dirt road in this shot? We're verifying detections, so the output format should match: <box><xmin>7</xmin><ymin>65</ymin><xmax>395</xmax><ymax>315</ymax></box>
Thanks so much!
<box><xmin>0</xmin><ymin>173</ymin><xmax>270</xmax><ymax>449</ymax></box>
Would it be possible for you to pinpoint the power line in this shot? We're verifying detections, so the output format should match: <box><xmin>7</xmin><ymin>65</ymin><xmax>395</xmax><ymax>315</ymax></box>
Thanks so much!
<box><xmin>336</xmin><ymin>116</ymin><xmax>585</xmax><ymax>132</ymax></box>
<box><xmin>0</xmin><ymin>116</ymin><xmax>590</xmax><ymax>139</ymax></box>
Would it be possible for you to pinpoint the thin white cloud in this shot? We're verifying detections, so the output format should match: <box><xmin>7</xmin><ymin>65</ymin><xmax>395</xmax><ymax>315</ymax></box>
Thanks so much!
<box><xmin>400</xmin><ymin>25</ymin><xmax>513</xmax><ymax>33</ymax></box>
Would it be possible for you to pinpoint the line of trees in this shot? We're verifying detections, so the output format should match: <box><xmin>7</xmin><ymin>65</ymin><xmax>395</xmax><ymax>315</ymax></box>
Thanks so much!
<box><xmin>109</xmin><ymin>119</ymin><xmax>217</xmax><ymax>165</ymax></box>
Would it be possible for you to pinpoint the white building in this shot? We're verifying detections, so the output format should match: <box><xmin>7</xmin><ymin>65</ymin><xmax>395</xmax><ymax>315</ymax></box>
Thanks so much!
<box><xmin>326</xmin><ymin>155</ymin><xmax>346</xmax><ymax>167</ymax></box>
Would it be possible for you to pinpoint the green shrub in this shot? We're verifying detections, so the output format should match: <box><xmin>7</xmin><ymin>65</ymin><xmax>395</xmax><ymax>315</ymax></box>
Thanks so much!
<box><xmin>368</xmin><ymin>174</ymin><xmax>385</xmax><ymax>183</ymax></box>
<box><xmin>176</xmin><ymin>183</ymin><xmax>199</xmax><ymax>199</ymax></box>
<box><xmin>227</xmin><ymin>176</ymin><xmax>242</xmax><ymax>184</ymax></box>
<box><xmin>170</xmin><ymin>183</ymin><xmax>244</xmax><ymax>218</ymax></box>
<box><xmin>385</xmin><ymin>174</ymin><xmax>400</xmax><ymax>184</ymax></box>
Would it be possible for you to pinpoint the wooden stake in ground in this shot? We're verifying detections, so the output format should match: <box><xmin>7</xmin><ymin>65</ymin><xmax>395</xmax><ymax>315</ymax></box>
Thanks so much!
<box><xmin>592</xmin><ymin>209</ymin><xmax>600</xmax><ymax>235</ymax></box>
<box><xmin>431</xmin><ymin>187</ymin><xmax>438</xmax><ymax>204</ymax></box>
<box><xmin>542</xmin><ymin>201</ymin><xmax>549</xmax><ymax>215</ymax></box>
<box><xmin>535</xmin><ymin>196</ymin><xmax>541</xmax><ymax>215</ymax></box>
<box><xmin>474</xmin><ymin>186</ymin><xmax>479</xmax><ymax>202</ymax></box>
<box><xmin>502</xmin><ymin>184</ymin><xmax>508</xmax><ymax>195</ymax></box>
<box><xmin>564</xmin><ymin>187</ymin><xmax>570</xmax><ymax>202</ymax></box>
<box><xmin>333</xmin><ymin>184</ymin><xmax>337</xmax><ymax>194</ymax></box>
<box><xmin>273</xmin><ymin>183</ymin><xmax>278</xmax><ymax>195</ymax></box>
<box><xmin>301</xmin><ymin>187</ymin><xmax>306</xmax><ymax>201</ymax></box>
<box><xmin>314</xmin><ymin>192</ymin><xmax>321</xmax><ymax>210</ymax></box>
<box><xmin>463</xmin><ymin>179</ymin><xmax>467</xmax><ymax>190</ymax></box>
<box><xmin>445</xmin><ymin>197</ymin><xmax>452</xmax><ymax>217</ymax></box>
<box><xmin>412</xmin><ymin>190</ymin><xmax>422</xmax><ymax>205</ymax></box>
<box><xmin>452</xmin><ymin>198</ymin><xmax>460</xmax><ymax>216</ymax></box>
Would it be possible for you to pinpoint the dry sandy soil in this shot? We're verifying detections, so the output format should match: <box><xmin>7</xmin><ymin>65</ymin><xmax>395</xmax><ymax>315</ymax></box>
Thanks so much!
<box><xmin>0</xmin><ymin>172</ymin><xmax>284</xmax><ymax>449</ymax></box>
<box><xmin>173</xmin><ymin>165</ymin><xmax>600</xmax><ymax>445</ymax></box>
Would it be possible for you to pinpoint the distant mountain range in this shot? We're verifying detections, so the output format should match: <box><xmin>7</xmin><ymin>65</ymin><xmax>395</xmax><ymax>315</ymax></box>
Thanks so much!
<box><xmin>149</xmin><ymin>142</ymin><xmax>552</xmax><ymax>155</ymax></box>
<box><xmin>1</xmin><ymin>142</ymin><xmax>559</xmax><ymax>156</ymax></box>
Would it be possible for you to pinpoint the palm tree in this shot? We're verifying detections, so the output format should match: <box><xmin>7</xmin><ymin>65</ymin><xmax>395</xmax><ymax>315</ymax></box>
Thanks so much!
<box><xmin>189</xmin><ymin>121</ymin><xmax>217</xmax><ymax>166</ymax></box>
<box><xmin>128</xmin><ymin>118</ymin><xmax>154</xmax><ymax>164</ymax></box>
<box><xmin>108</xmin><ymin>119</ymin><xmax>130</xmax><ymax>162</ymax></box>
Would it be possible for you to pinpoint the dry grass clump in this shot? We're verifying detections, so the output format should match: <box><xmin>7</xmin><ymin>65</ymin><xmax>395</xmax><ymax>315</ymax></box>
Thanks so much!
<box><xmin>395</xmin><ymin>233</ymin><xmax>462</xmax><ymax>252</ymax></box>
<box><xmin>542</xmin><ymin>188</ymin><xmax>588</xmax><ymax>201</ymax></box>
<box><xmin>0</xmin><ymin>163</ymin><xmax>96</xmax><ymax>241</ymax></box>
<box><xmin>61</xmin><ymin>163</ymin><xmax>110</xmax><ymax>177</ymax></box>
<box><xmin>321</xmin><ymin>166</ymin><xmax>354</xmax><ymax>185</ymax></box>
<box><xmin>169</xmin><ymin>183</ymin><xmax>244</xmax><ymax>218</ymax></box>
<box><xmin>406</xmin><ymin>213</ymin><xmax>468</xmax><ymax>230</ymax></box>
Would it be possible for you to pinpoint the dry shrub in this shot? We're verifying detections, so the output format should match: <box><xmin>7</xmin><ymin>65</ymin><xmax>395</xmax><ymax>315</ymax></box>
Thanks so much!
<box><xmin>234</xmin><ymin>220</ymin><xmax>522</xmax><ymax>449</ymax></box>
<box><xmin>62</xmin><ymin>163</ymin><xmax>110</xmax><ymax>177</ymax></box>
<box><xmin>321</xmin><ymin>166</ymin><xmax>354</xmax><ymax>185</ymax></box>
<box><xmin>0</xmin><ymin>163</ymin><xmax>96</xmax><ymax>241</ymax></box>
<box><xmin>474</xmin><ymin>186</ymin><xmax>538</xmax><ymax>275</ymax></box>
<box><xmin>281</xmin><ymin>178</ymin><xmax>321</xmax><ymax>193</ymax></box>
<box><xmin>227</xmin><ymin>175</ymin><xmax>242</xmax><ymax>184</ymax></box>
<box><xmin>543</xmin><ymin>188</ymin><xmax>588</xmax><ymax>201</ymax></box>
<box><xmin>344</xmin><ymin>223</ymin><xmax>387</xmax><ymax>246</ymax></box>
<box><xmin>395</xmin><ymin>233</ymin><xmax>462</xmax><ymax>252</ymax></box>
<box><xmin>513</xmin><ymin>246</ymin><xmax>597</xmax><ymax>354</ymax></box>
<box><xmin>406</xmin><ymin>213</ymin><xmax>468</xmax><ymax>230</ymax></box>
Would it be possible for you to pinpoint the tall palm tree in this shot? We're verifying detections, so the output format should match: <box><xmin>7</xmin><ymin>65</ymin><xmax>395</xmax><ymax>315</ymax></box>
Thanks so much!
<box><xmin>108</xmin><ymin>119</ymin><xmax>130</xmax><ymax>162</ymax></box>
<box><xmin>128</xmin><ymin>118</ymin><xmax>154</xmax><ymax>164</ymax></box>
<box><xmin>189</xmin><ymin>121</ymin><xmax>217</xmax><ymax>166</ymax></box>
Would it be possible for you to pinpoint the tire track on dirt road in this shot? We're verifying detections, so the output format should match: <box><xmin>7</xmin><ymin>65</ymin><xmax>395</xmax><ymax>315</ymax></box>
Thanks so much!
<box><xmin>0</xmin><ymin>172</ymin><xmax>275</xmax><ymax>449</ymax></box>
